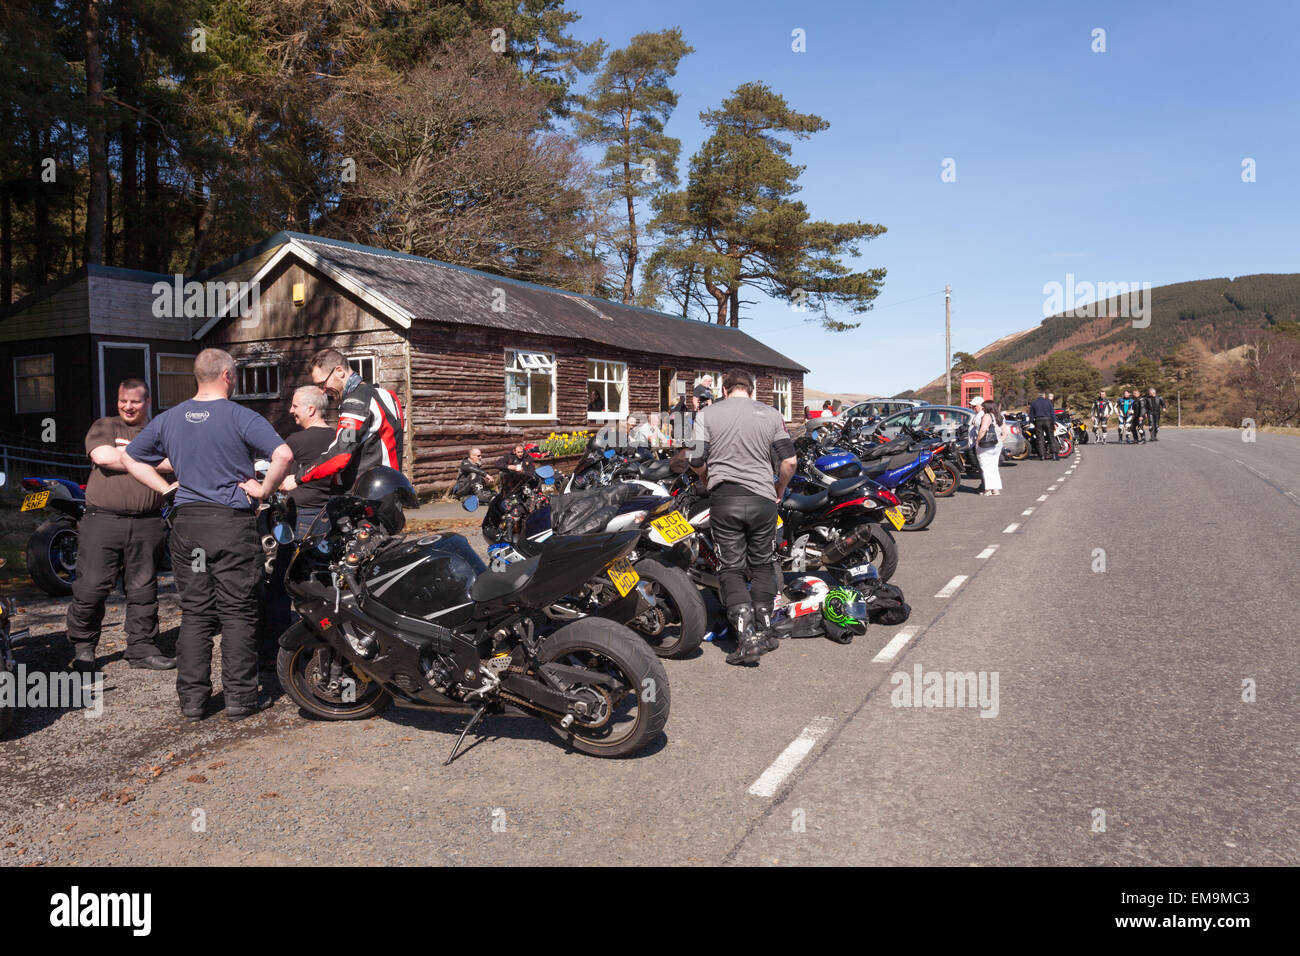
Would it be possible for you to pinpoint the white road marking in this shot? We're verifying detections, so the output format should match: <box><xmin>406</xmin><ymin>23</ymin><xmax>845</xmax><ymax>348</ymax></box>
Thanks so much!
<box><xmin>872</xmin><ymin>626</ymin><xmax>919</xmax><ymax>663</ymax></box>
<box><xmin>976</xmin><ymin>545</ymin><xmax>999</xmax><ymax>559</ymax></box>
<box><xmin>748</xmin><ymin>716</ymin><xmax>834</xmax><ymax>797</ymax></box>
<box><xmin>935</xmin><ymin>575</ymin><xmax>968</xmax><ymax>598</ymax></box>
<box><xmin>1003</xmin><ymin>522</ymin><xmax>1020</xmax><ymax>533</ymax></box>
<box><xmin>1021</xmin><ymin>508</ymin><xmax>1035</xmax><ymax>515</ymax></box>
<box><xmin>1059</xmin><ymin>475</ymin><xmax>1069</xmax><ymax>480</ymax></box>
<box><xmin>1037</xmin><ymin>494</ymin><xmax>1049</xmax><ymax>501</ymax></box>
<box><xmin>1048</xmin><ymin>485</ymin><xmax>1058</xmax><ymax>491</ymax></box>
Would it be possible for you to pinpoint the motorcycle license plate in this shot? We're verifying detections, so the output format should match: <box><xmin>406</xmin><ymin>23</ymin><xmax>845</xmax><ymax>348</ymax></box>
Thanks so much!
<box><xmin>884</xmin><ymin>507</ymin><xmax>905</xmax><ymax>531</ymax></box>
<box><xmin>607</xmin><ymin>557</ymin><xmax>640</xmax><ymax>597</ymax></box>
<box><xmin>923</xmin><ymin>466</ymin><xmax>936</xmax><ymax>482</ymax></box>
<box><xmin>20</xmin><ymin>491</ymin><xmax>49</xmax><ymax>512</ymax></box>
<box><xmin>650</xmin><ymin>511</ymin><xmax>694</xmax><ymax>543</ymax></box>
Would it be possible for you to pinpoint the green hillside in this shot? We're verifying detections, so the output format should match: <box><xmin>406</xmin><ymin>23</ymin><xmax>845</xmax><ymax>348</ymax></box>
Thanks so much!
<box><xmin>906</xmin><ymin>273</ymin><xmax>1300</xmax><ymax>402</ymax></box>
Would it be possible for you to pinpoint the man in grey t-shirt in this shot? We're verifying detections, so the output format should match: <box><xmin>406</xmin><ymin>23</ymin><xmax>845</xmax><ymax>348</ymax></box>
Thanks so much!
<box><xmin>690</xmin><ymin>369</ymin><xmax>797</xmax><ymax>665</ymax></box>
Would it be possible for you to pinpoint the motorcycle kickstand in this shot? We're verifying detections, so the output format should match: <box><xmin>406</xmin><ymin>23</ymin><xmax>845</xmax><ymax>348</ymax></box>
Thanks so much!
<box><xmin>444</xmin><ymin>704</ymin><xmax>489</xmax><ymax>766</ymax></box>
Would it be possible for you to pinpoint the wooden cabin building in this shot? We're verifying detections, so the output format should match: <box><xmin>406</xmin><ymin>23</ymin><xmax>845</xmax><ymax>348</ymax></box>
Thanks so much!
<box><xmin>194</xmin><ymin>233</ymin><xmax>807</xmax><ymax>494</ymax></box>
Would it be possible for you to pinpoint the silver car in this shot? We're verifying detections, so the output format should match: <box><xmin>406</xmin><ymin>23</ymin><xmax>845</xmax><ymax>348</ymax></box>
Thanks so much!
<box><xmin>873</xmin><ymin>405</ymin><xmax>1027</xmax><ymax>459</ymax></box>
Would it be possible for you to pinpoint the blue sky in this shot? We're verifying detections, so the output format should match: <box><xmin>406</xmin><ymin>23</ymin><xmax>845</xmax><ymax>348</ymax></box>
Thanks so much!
<box><xmin>565</xmin><ymin>0</ymin><xmax>1300</xmax><ymax>397</ymax></box>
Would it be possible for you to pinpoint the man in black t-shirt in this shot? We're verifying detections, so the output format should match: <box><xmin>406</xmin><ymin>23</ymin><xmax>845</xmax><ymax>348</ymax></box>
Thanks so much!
<box><xmin>67</xmin><ymin>379</ymin><xmax>175</xmax><ymax>672</ymax></box>
<box><xmin>278</xmin><ymin>385</ymin><xmax>338</xmax><ymax>537</ymax></box>
<box><xmin>260</xmin><ymin>385</ymin><xmax>338</xmax><ymax>661</ymax></box>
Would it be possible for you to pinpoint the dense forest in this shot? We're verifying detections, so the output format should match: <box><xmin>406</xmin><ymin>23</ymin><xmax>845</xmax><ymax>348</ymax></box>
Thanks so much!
<box><xmin>0</xmin><ymin>0</ymin><xmax>886</xmax><ymax>330</ymax></box>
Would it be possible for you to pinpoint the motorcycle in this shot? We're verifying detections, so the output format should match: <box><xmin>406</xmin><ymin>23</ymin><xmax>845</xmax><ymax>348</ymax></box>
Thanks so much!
<box><xmin>470</xmin><ymin>467</ymin><xmax>706</xmax><ymax>658</ymax></box>
<box><xmin>18</xmin><ymin>476</ymin><xmax>86</xmax><ymax>596</ymax></box>
<box><xmin>801</xmin><ymin>444</ymin><xmax>938</xmax><ymax>532</ymax></box>
<box><xmin>1018</xmin><ymin>418</ymin><xmax>1073</xmax><ymax>459</ymax></box>
<box><xmin>277</xmin><ymin>473</ymin><xmax>670</xmax><ymax>762</ymax></box>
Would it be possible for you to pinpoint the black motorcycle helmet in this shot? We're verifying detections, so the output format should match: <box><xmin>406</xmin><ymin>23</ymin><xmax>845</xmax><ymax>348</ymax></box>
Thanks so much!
<box><xmin>586</xmin><ymin>432</ymin><xmax>609</xmax><ymax>453</ymax></box>
<box><xmin>351</xmin><ymin>466</ymin><xmax>419</xmax><ymax>534</ymax></box>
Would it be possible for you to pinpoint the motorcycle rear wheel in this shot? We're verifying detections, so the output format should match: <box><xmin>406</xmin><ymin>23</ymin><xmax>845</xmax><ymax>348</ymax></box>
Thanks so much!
<box><xmin>538</xmin><ymin>618</ymin><xmax>669</xmax><ymax>758</ymax></box>
<box><xmin>629</xmin><ymin>559</ymin><xmax>706</xmax><ymax>659</ymax></box>
<box><xmin>828</xmin><ymin>523</ymin><xmax>898</xmax><ymax>582</ymax></box>
<box><xmin>276</xmin><ymin>624</ymin><xmax>392</xmax><ymax>720</ymax></box>
<box><xmin>897</xmin><ymin>486</ymin><xmax>937</xmax><ymax>531</ymax></box>
<box><xmin>931</xmin><ymin>459</ymin><xmax>960</xmax><ymax>497</ymax></box>
<box><xmin>27</xmin><ymin>517</ymin><xmax>78</xmax><ymax>597</ymax></box>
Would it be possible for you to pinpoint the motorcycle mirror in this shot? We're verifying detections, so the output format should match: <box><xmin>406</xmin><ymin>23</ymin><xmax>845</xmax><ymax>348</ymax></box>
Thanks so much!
<box><xmin>273</xmin><ymin>522</ymin><xmax>295</xmax><ymax>545</ymax></box>
<box><xmin>0</xmin><ymin>472</ymin><xmax>5</xmax><ymax>488</ymax></box>
<box><xmin>462</xmin><ymin>495</ymin><xmax>479</xmax><ymax>512</ymax></box>
<box><xmin>535</xmin><ymin>465</ymin><xmax>555</xmax><ymax>481</ymax></box>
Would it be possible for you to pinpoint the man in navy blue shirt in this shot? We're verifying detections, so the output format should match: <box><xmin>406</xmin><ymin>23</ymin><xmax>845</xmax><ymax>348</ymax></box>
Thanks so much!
<box><xmin>124</xmin><ymin>348</ymin><xmax>293</xmax><ymax>722</ymax></box>
<box><xmin>1028</xmin><ymin>392</ymin><xmax>1057</xmax><ymax>460</ymax></box>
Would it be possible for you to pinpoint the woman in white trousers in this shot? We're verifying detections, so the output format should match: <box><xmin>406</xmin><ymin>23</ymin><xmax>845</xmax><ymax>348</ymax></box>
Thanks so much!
<box><xmin>975</xmin><ymin>400</ymin><xmax>1008</xmax><ymax>496</ymax></box>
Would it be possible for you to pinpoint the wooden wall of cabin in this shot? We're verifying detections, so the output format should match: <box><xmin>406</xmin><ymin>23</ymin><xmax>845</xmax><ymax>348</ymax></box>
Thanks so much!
<box><xmin>406</xmin><ymin>321</ymin><xmax>803</xmax><ymax>493</ymax></box>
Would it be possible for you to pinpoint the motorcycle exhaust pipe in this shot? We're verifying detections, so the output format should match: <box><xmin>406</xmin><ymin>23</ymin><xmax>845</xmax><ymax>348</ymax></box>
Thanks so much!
<box><xmin>820</xmin><ymin>525</ymin><xmax>870</xmax><ymax>567</ymax></box>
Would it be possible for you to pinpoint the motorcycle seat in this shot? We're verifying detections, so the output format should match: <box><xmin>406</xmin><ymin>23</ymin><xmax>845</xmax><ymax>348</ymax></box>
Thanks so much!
<box><xmin>783</xmin><ymin>489</ymin><xmax>829</xmax><ymax>513</ymax></box>
<box><xmin>639</xmin><ymin>458</ymin><xmax>673</xmax><ymax>481</ymax></box>
<box><xmin>469</xmin><ymin>555</ymin><xmax>541</xmax><ymax>602</ymax></box>
<box><xmin>860</xmin><ymin>442</ymin><xmax>896</xmax><ymax>461</ymax></box>
<box><xmin>828</xmin><ymin>475</ymin><xmax>871</xmax><ymax>498</ymax></box>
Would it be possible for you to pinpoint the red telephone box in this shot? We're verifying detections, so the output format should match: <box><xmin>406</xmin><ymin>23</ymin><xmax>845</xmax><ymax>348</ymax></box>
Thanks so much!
<box><xmin>961</xmin><ymin>371</ymin><xmax>992</xmax><ymax>407</ymax></box>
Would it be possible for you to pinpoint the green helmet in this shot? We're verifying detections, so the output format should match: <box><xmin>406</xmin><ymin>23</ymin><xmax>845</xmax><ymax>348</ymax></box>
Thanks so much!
<box><xmin>822</xmin><ymin>586</ymin><xmax>868</xmax><ymax>644</ymax></box>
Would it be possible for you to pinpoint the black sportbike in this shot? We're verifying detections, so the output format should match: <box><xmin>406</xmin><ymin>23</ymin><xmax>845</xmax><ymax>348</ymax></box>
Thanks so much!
<box><xmin>277</xmin><ymin>467</ymin><xmax>670</xmax><ymax>761</ymax></box>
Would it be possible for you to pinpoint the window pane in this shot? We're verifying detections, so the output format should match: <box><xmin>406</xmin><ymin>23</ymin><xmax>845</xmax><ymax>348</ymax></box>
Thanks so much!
<box><xmin>506</xmin><ymin>371</ymin><xmax>528</xmax><ymax>415</ymax></box>
<box><xmin>607</xmin><ymin>382</ymin><xmax>622</xmax><ymax>413</ymax></box>
<box><xmin>160</xmin><ymin>354</ymin><xmax>190</xmax><ymax>375</ymax></box>
<box><xmin>530</xmin><ymin>372</ymin><xmax>552</xmax><ymax>415</ymax></box>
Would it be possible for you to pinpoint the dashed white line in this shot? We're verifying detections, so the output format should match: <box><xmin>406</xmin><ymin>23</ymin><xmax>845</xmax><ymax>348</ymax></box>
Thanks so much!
<box><xmin>748</xmin><ymin>716</ymin><xmax>834</xmax><ymax>797</ymax></box>
<box><xmin>872</xmin><ymin>626</ymin><xmax>919</xmax><ymax>663</ymax></box>
<box><xmin>976</xmin><ymin>545</ymin><xmax>999</xmax><ymax>559</ymax></box>
<box><xmin>935</xmin><ymin>575</ymin><xmax>968</xmax><ymax>598</ymax></box>
<box><xmin>1048</xmin><ymin>485</ymin><xmax>1058</xmax><ymax>491</ymax></box>
<box><xmin>1021</xmin><ymin>508</ymin><xmax>1035</xmax><ymax>515</ymax></box>
<box><xmin>1037</xmin><ymin>494</ymin><xmax>1049</xmax><ymax>501</ymax></box>
<box><xmin>1003</xmin><ymin>522</ymin><xmax>1020</xmax><ymax>533</ymax></box>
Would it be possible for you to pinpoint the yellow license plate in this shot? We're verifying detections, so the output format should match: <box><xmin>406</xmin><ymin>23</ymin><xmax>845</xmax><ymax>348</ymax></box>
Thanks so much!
<box><xmin>20</xmin><ymin>491</ymin><xmax>49</xmax><ymax>512</ymax></box>
<box><xmin>884</xmin><ymin>507</ymin><xmax>905</xmax><ymax>531</ymax></box>
<box><xmin>607</xmin><ymin>557</ymin><xmax>640</xmax><ymax>597</ymax></box>
<box><xmin>924</xmin><ymin>466</ymin><xmax>936</xmax><ymax>482</ymax></box>
<box><xmin>650</xmin><ymin>511</ymin><xmax>694</xmax><ymax>543</ymax></box>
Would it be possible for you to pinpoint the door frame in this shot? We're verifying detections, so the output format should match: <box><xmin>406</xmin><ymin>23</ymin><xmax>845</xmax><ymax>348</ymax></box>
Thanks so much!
<box><xmin>98</xmin><ymin>342</ymin><xmax>152</xmax><ymax>418</ymax></box>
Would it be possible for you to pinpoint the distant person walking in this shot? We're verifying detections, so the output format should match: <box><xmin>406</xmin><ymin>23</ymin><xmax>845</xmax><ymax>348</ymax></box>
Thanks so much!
<box><xmin>1146</xmin><ymin>387</ymin><xmax>1166</xmax><ymax>440</ymax></box>
<box><xmin>975</xmin><ymin>400</ymin><xmax>1008</xmax><ymax>496</ymax></box>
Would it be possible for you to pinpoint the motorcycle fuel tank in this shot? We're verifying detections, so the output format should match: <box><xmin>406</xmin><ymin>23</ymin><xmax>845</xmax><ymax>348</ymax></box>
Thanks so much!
<box><xmin>364</xmin><ymin>533</ymin><xmax>488</xmax><ymax>627</ymax></box>
<box><xmin>815</xmin><ymin>450</ymin><xmax>862</xmax><ymax>480</ymax></box>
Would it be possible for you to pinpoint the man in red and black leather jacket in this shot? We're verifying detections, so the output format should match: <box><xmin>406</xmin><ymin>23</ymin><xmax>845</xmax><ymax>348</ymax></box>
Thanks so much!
<box><xmin>300</xmin><ymin>348</ymin><xmax>405</xmax><ymax>493</ymax></box>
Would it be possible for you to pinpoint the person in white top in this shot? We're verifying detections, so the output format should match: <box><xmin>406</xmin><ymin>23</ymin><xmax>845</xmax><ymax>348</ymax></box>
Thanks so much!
<box><xmin>974</xmin><ymin>399</ymin><xmax>1009</xmax><ymax>496</ymax></box>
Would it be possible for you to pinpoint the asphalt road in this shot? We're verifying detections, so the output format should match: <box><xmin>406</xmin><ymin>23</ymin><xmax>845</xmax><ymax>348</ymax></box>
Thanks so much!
<box><xmin>3</xmin><ymin>427</ymin><xmax>1297</xmax><ymax>866</ymax></box>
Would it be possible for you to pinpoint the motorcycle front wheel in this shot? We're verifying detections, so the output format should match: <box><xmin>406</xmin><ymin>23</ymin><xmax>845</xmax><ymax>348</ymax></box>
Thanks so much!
<box><xmin>276</xmin><ymin>623</ymin><xmax>392</xmax><ymax>720</ymax></box>
<box><xmin>1056</xmin><ymin>436</ymin><xmax>1074</xmax><ymax>458</ymax></box>
<box><xmin>538</xmin><ymin>618</ymin><xmax>669</xmax><ymax>758</ymax></box>
<box><xmin>27</xmin><ymin>517</ymin><xmax>78</xmax><ymax>597</ymax></box>
<box><xmin>897</xmin><ymin>486</ymin><xmax>937</xmax><ymax>531</ymax></box>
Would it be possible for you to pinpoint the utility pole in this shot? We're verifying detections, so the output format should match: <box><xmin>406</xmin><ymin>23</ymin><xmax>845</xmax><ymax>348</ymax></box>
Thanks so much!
<box><xmin>945</xmin><ymin>285</ymin><xmax>952</xmax><ymax>405</ymax></box>
<box><xmin>1177</xmin><ymin>390</ymin><xmax>1181</xmax><ymax>427</ymax></box>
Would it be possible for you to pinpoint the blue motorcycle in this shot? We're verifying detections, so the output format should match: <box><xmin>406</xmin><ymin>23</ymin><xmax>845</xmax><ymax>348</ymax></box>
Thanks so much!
<box><xmin>801</xmin><ymin>446</ymin><xmax>938</xmax><ymax>532</ymax></box>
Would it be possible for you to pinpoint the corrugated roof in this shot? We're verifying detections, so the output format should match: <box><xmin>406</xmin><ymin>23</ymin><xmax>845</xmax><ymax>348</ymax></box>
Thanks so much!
<box><xmin>200</xmin><ymin>231</ymin><xmax>808</xmax><ymax>372</ymax></box>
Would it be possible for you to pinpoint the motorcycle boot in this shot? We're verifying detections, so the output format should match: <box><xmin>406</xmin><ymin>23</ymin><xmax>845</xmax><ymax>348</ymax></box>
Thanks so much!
<box><xmin>752</xmin><ymin>601</ymin><xmax>782</xmax><ymax>656</ymax></box>
<box><xmin>725</xmin><ymin>604</ymin><xmax>763</xmax><ymax>666</ymax></box>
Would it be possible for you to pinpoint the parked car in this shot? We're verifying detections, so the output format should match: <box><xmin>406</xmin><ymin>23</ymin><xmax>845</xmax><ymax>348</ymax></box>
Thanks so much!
<box><xmin>870</xmin><ymin>405</ymin><xmax>1026</xmax><ymax>462</ymax></box>
<box><xmin>830</xmin><ymin>398</ymin><xmax>922</xmax><ymax>426</ymax></box>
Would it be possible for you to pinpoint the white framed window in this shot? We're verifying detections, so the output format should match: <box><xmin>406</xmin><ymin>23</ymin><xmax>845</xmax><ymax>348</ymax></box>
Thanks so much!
<box><xmin>347</xmin><ymin>355</ymin><xmax>377</xmax><ymax>384</ymax></box>
<box><xmin>773</xmin><ymin>375</ymin><xmax>792</xmax><ymax>421</ymax></box>
<box><xmin>505</xmin><ymin>350</ymin><xmax>555</xmax><ymax>419</ymax></box>
<box><xmin>14</xmin><ymin>354</ymin><xmax>55</xmax><ymax>413</ymax></box>
<box><xmin>157</xmin><ymin>353</ymin><xmax>194</xmax><ymax>409</ymax></box>
<box><xmin>235</xmin><ymin>362</ymin><xmax>280</xmax><ymax>399</ymax></box>
<box><xmin>586</xmin><ymin>359</ymin><xmax>627</xmax><ymax>419</ymax></box>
